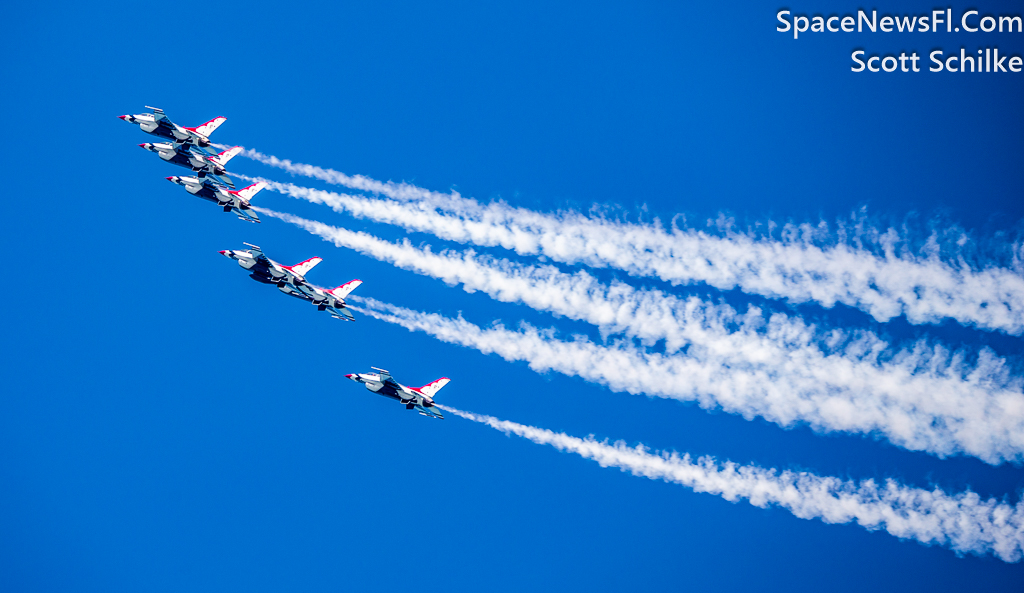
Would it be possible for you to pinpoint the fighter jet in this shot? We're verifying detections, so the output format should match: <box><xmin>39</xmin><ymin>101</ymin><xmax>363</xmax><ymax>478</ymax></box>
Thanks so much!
<box><xmin>118</xmin><ymin>106</ymin><xmax>225</xmax><ymax>148</ymax></box>
<box><xmin>346</xmin><ymin>368</ymin><xmax>449</xmax><ymax>419</ymax></box>
<box><xmin>219</xmin><ymin>244</ymin><xmax>361</xmax><ymax>320</ymax></box>
<box><xmin>139</xmin><ymin>143</ymin><xmax>242</xmax><ymax>187</ymax></box>
<box><xmin>166</xmin><ymin>176</ymin><xmax>266</xmax><ymax>223</ymax></box>
<box><xmin>278</xmin><ymin>279</ymin><xmax>362</xmax><ymax>321</ymax></box>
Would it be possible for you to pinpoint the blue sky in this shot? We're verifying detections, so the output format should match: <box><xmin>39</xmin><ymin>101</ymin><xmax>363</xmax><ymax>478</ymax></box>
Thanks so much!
<box><xmin>1</xmin><ymin>1</ymin><xmax>1023</xmax><ymax>591</ymax></box>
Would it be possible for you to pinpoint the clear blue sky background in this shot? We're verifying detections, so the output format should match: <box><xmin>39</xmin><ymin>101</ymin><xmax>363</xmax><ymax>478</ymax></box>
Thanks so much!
<box><xmin>1</xmin><ymin>1</ymin><xmax>1022</xmax><ymax>591</ymax></box>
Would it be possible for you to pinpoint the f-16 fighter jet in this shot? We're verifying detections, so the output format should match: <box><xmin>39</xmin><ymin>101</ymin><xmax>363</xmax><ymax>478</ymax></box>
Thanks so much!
<box><xmin>166</xmin><ymin>176</ymin><xmax>266</xmax><ymax>223</ymax></box>
<box><xmin>139</xmin><ymin>143</ymin><xmax>242</xmax><ymax>187</ymax></box>
<box><xmin>218</xmin><ymin>244</ymin><xmax>362</xmax><ymax>320</ymax></box>
<box><xmin>278</xmin><ymin>279</ymin><xmax>362</xmax><ymax>321</ymax></box>
<box><xmin>346</xmin><ymin>368</ymin><xmax>449</xmax><ymax>419</ymax></box>
<box><xmin>119</xmin><ymin>106</ymin><xmax>225</xmax><ymax>148</ymax></box>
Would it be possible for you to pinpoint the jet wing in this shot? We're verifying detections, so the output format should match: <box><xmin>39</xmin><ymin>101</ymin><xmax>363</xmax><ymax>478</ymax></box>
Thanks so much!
<box><xmin>290</xmin><ymin>283</ymin><xmax>320</xmax><ymax>300</ymax></box>
<box><xmin>243</xmin><ymin>243</ymin><xmax>271</xmax><ymax>266</ymax></box>
<box><xmin>146</xmin><ymin>106</ymin><xmax>168</xmax><ymax>122</ymax></box>
<box><xmin>166</xmin><ymin>142</ymin><xmax>192</xmax><ymax>156</ymax></box>
<box><xmin>212</xmin><ymin>173</ymin><xmax>236</xmax><ymax>188</ymax></box>
<box><xmin>371</xmin><ymin>367</ymin><xmax>398</xmax><ymax>387</ymax></box>
<box><xmin>203</xmin><ymin>176</ymin><xmax>229</xmax><ymax>191</ymax></box>
<box><xmin>147</xmin><ymin>106</ymin><xmax>186</xmax><ymax>136</ymax></box>
<box><xmin>197</xmin><ymin>169</ymin><xmax>236</xmax><ymax>188</ymax></box>
<box><xmin>414</xmin><ymin>404</ymin><xmax>444</xmax><ymax>419</ymax></box>
<box><xmin>187</xmin><ymin>144</ymin><xmax>216</xmax><ymax>158</ymax></box>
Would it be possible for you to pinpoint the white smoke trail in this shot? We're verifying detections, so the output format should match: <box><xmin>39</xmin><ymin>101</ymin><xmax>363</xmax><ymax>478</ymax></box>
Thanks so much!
<box><xmin>251</xmin><ymin>204</ymin><xmax>1024</xmax><ymax>462</ymax></box>
<box><xmin>225</xmin><ymin>148</ymin><xmax>458</xmax><ymax>202</ymax></box>
<box><xmin>230</xmin><ymin>148</ymin><xmax>1024</xmax><ymax>335</ymax></box>
<box><xmin>438</xmin><ymin>405</ymin><xmax>1024</xmax><ymax>562</ymax></box>
<box><xmin>343</xmin><ymin>295</ymin><xmax>1024</xmax><ymax>464</ymax></box>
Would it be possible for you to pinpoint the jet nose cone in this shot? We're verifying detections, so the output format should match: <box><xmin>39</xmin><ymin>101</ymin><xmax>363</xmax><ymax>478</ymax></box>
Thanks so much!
<box><xmin>118</xmin><ymin>115</ymin><xmax>128</xmax><ymax>121</ymax></box>
<box><xmin>218</xmin><ymin>250</ymin><xmax>229</xmax><ymax>256</ymax></box>
<box><xmin>138</xmin><ymin>143</ymin><xmax>149</xmax><ymax>150</ymax></box>
<box><xmin>165</xmin><ymin>176</ymin><xmax>176</xmax><ymax>183</ymax></box>
<box><xmin>345</xmin><ymin>373</ymin><xmax>357</xmax><ymax>381</ymax></box>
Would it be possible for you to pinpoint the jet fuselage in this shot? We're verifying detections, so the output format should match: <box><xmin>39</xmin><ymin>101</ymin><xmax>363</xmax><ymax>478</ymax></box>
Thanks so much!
<box><xmin>348</xmin><ymin>372</ymin><xmax>427</xmax><ymax>405</ymax></box>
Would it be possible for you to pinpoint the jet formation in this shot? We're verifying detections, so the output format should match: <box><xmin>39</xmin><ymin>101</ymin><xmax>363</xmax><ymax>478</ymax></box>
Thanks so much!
<box><xmin>220</xmin><ymin>243</ymin><xmax>361</xmax><ymax>321</ymax></box>
<box><xmin>121</xmin><ymin>106</ymin><xmax>451</xmax><ymax>418</ymax></box>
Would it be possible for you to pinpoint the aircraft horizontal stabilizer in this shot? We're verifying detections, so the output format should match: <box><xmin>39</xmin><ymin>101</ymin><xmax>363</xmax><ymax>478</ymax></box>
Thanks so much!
<box><xmin>235</xmin><ymin>209</ymin><xmax>260</xmax><ymax>223</ymax></box>
<box><xmin>415</xmin><ymin>405</ymin><xmax>444</xmax><ymax>419</ymax></box>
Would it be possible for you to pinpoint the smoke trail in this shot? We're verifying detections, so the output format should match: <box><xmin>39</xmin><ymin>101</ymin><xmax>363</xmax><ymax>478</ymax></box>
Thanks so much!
<box><xmin>438</xmin><ymin>405</ymin><xmax>1024</xmax><ymax>562</ymax></box>
<box><xmin>230</xmin><ymin>148</ymin><xmax>1024</xmax><ymax>335</ymax></box>
<box><xmin>226</xmin><ymin>148</ymin><xmax>454</xmax><ymax>201</ymax></box>
<box><xmin>345</xmin><ymin>295</ymin><xmax>1024</xmax><ymax>464</ymax></box>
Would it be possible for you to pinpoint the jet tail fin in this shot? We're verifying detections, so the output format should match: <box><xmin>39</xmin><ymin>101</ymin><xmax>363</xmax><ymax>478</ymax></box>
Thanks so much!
<box><xmin>285</xmin><ymin>257</ymin><xmax>322</xmax><ymax>277</ymax></box>
<box><xmin>212</xmin><ymin>146</ymin><xmax>243</xmax><ymax>166</ymax></box>
<box><xmin>329</xmin><ymin>279</ymin><xmax>362</xmax><ymax>300</ymax></box>
<box><xmin>187</xmin><ymin>116</ymin><xmax>227</xmax><ymax>138</ymax></box>
<box><xmin>416</xmin><ymin>377</ymin><xmax>450</xmax><ymax>398</ymax></box>
<box><xmin>232</xmin><ymin>181</ymin><xmax>267</xmax><ymax>203</ymax></box>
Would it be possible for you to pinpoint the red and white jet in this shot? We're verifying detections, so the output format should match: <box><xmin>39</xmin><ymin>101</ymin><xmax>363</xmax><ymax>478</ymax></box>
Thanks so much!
<box><xmin>119</xmin><ymin>106</ymin><xmax>225</xmax><ymax>148</ymax></box>
<box><xmin>139</xmin><ymin>143</ymin><xmax>242</xmax><ymax>187</ymax></box>
<box><xmin>346</xmin><ymin>368</ymin><xmax>449</xmax><ymax>419</ymax></box>
<box><xmin>219</xmin><ymin>244</ymin><xmax>361</xmax><ymax>320</ymax></box>
<box><xmin>166</xmin><ymin>176</ymin><xmax>266</xmax><ymax>223</ymax></box>
<box><xmin>280</xmin><ymin>279</ymin><xmax>363</xmax><ymax>321</ymax></box>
